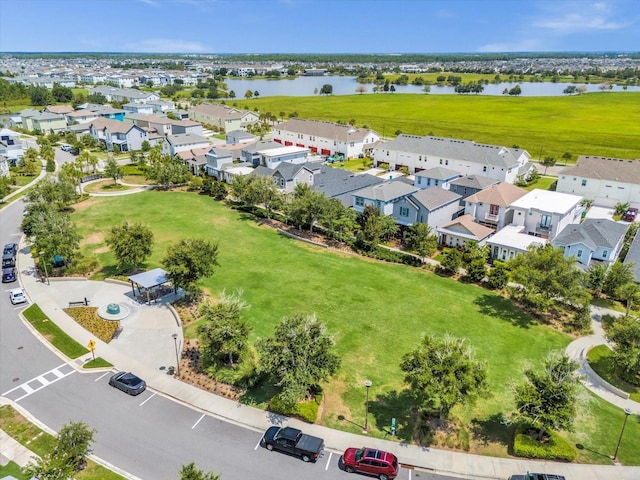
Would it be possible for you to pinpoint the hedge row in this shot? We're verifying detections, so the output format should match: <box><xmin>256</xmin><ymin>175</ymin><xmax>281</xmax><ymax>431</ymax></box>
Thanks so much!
<box><xmin>512</xmin><ymin>425</ymin><xmax>577</xmax><ymax>462</ymax></box>
<box><xmin>268</xmin><ymin>393</ymin><xmax>323</xmax><ymax>423</ymax></box>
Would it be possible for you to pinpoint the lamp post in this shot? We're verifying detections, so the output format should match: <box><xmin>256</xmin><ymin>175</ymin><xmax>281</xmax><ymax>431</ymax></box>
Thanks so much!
<box><xmin>171</xmin><ymin>333</ymin><xmax>181</xmax><ymax>378</ymax></box>
<box><xmin>38</xmin><ymin>251</ymin><xmax>49</xmax><ymax>285</ymax></box>
<box><xmin>364</xmin><ymin>380</ymin><xmax>372</xmax><ymax>432</ymax></box>
<box><xmin>613</xmin><ymin>408</ymin><xmax>632</xmax><ymax>461</ymax></box>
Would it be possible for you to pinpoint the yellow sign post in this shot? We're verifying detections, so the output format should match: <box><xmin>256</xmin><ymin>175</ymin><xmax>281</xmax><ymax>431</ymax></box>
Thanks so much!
<box><xmin>87</xmin><ymin>340</ymin><xmax>96</xmax><ymax>361</ymax></box>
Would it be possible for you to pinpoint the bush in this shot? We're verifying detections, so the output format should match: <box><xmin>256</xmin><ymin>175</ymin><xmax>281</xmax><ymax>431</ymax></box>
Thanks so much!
<box><xmin>268</xmin><ymin>393</ymin><xmax>322</xmax><ymax>423</ymax></box>
<box><xmin>355</xmin><ymin>245</ymin><xmax>421</xmax><ymax>267</ymax></box>
<box><xmin>512</xmin><ymin>425</ymin><xmax>577</xmax><ymax>461</ymax></box>
<box><xmin>63</xmin><ymin>307</ymin><xmax>120</xmax><ymax>343</ymax></box>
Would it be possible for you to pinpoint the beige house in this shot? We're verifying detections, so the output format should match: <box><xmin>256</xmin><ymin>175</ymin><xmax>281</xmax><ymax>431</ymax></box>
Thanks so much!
<box><xmin>188</xmin><ymin>104</ymin><xmax>259</xmax><ymax>132</ymax></box>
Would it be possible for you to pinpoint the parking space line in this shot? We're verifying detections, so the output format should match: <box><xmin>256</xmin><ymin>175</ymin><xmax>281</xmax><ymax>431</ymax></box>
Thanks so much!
<box><xmin>94</xmin><ymin>371</ymin><xmax>110</xmax><ymax>382</ymax></box>
<box><xmin>139</xmin><ymin>392</ymin><xmax>156</xmax><ymax>406</ymax></box>
<box><xmin>191</xmin><ymin>414</ymin><xmax>205</xmax><ymax>429</ymax></box>
<box><xmin>325</xmin><ymin>451</ymin><xmax>332</xmax><ymax>470</ymax></box>
<box><xmin>254</xmin><ymin>436</ymin><xmax>263</xmax><ymax>451</ymax></box>
<box><xmin>408</xmin><ymin>468</ymin><xmax>411</xmax><ymax>480</ymax></box>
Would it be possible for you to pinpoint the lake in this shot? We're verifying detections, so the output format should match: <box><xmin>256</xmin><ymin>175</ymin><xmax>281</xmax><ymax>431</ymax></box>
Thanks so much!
<box><xmin>224</xmin><ymin>75</ymin><xmax>640</xmax><ymax>97</ymax></box>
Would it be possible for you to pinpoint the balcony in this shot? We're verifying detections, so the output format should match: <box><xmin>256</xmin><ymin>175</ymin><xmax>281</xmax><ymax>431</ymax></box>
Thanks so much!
<box><xmin>484</xmin><ymin>212</ymin><xmax>499</xmax><ymax>222</ymax></box>
<box><xmin>535</xmin><ymin>222</ymin><xmax>553</xmax><ymax>235</ymax></box>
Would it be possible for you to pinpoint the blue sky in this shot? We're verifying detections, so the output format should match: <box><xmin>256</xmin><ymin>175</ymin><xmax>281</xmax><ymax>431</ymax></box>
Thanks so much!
<box><xmin>0</xmin><ymin>0</ymin><xmax>638</xmax><ymax>53</ymax></box>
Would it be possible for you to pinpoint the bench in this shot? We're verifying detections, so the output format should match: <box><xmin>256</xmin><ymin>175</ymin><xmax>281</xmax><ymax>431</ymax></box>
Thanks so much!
<box><xmin>68</xmin><ymin>298</ymin><xmax>90</xmax><ymax>307</ymax></box>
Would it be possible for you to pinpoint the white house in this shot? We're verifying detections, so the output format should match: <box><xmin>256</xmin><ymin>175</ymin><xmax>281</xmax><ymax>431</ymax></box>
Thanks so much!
<box><xmin>373</xmin><ymin>134</ymin><xmax>530</xmax><ymax>183</ymax></box>
<box><xmin>552</xmin><ymin>218</ymin><xmax>628</xmax><ymax>268</ymax></box>
<box><xmin>204</xmin><ymin>147</ymin><xmax>234</xmax><ymax>179</ymax></box>
<box><xmin>437</xmin><ymin>214</ymin><xmax>495</xmax><ymax>249</ymax></box>
<box><xmin>0</xmin><ymin>128</ymin><xmax>24</xmax><ymax>164</ymax></box>
<box><xmin>509</xmin><ymin>189</ymin><xmax>583</xmax><ymax>240</ymax></box>
<box><xmin>273</xmin><ymin>118</ymin><xmax>380</xmax><ymax>159</ymax></box>
<box><xmin>486</xmin><ymin>225</ymin><xmax>548</xmax><ymax>261</ymax></box>
<box><xmin>257</xmin><ymin>145</ymin><xmax>309</xmax><ymax>169</ymax></box>
<box><xmin>464</xmin><ymin>182</ymin><xmax>529</xmax><ymax>229</ymax></box>
<box><xmin>163</xmin><ymin>133</ymin><xmax>209</xmax><ymax>157</ymax></box>
<box><xmin>556</xmin><ymin>155</ymin><xmax>640</xmax><ymax>208</ymax></box>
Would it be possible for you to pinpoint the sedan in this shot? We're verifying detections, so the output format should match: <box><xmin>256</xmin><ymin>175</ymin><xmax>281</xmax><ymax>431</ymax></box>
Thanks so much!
<box><xmin>2</xmin><ymin>267</ymin><xmax>17</xmax><ymax>283</ymax></box>
<box><xmin>9</xmin><ymin>288</ymin><xmax>27</xmax><ymax>305</ymax></box>
<box><xmin>342</xmin><ymin>447</ymin><xmax>399</xmax><ymax>480</ymax></box>
<box><xmin>3</xmin><ymin>243</ymin><xmax>18</xmax><ymax>257</ymax></box>
<box><xmin>109</xmin><ymin>372</ymin><xmax>146</xmax><ymax>396</ymax></box>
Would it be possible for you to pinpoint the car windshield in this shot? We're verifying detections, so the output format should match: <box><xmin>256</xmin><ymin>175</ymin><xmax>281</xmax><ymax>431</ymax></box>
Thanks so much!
<box><xmin>122</xmin><ymin>374</ymin><xmax>141</xmax><ymax>385</ymax></box>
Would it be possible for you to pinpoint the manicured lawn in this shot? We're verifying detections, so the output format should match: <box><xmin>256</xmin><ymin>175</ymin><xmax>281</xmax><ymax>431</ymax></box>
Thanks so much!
<box><xmin>0</xmin><ymin>461</ymin><xmax>28</xmax><ymax>479</ymax></box>
<box><xmin>587</xmin><ymin>345</ymin><xmax>640</xmax><ymax>402</ymax></box>
<box><xmin>83</xmin><ymin>357</ymin><xmax>113</xmax><ymax>369</ymax></box>
<box><xmin>245</xmin><ymin>92</ymin><xmax>640</xmax><ymax>160</ymax></box>
<box><xmin>521</xmin><ymin>175</ymin><xmax>557</xmax><ymax>192</ymax></box>
<box><xmin>70</xmin><ymin>191</ymin><xmax>580</xmax><ymax>457</ymax></box>
<box><xmin>83</xmin><ymin>180</ymin><xmax>137</xmax><ymax>193</ymax></box>
<box><xmin>23</xmin><ymin>304</ymin><xmax>89</xmax><ymax>359</ymax></box>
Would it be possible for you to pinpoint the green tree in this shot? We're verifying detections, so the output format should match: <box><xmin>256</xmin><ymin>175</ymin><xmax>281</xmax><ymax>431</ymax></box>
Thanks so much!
<box><xmin>179</xmin><ymin>462</ymin><xmax>221</xmax><ymax>480</ymax></box>
<box><xmin>51</xmin><ymin>83</ymin><xmax>73</xmax><ymax>103</ymax></box>
<box><xmin>400</xmin><ymin>334</ymin><xmax>489</xmax><ymax>420</ymax></box>
<box><xmin>606</xmin><ymin>315</ymin><xmax>640</xmax><ymax>384</ymax></box>
<box><xmin>319</xmin><ymin>197</ymin><xmax>358</xmax><ymax>241</ymax></box>
<box><xmin>104</xmin><ymin>155</ymin><xmax>122</xmax><ymax>183</ymax></box>
<box><xmin>141</xmin><ymin>139</ymin><xmax>151</xmax><ymax>152</ymax></box>
<box><xmin>25</xmin><ymin>176</ymin><xmax>77</xmax><ymax>210</ymax></box>
<box><xmin>87</xmin><ymin>92</ymin><xmax>107</xmax><ymax>104</ymax></box>
<box><xmin>356</xmin><ymin>205</ymin><xmax>398</xmax><ymax>250</ymax></box>
<box><xmin>106</xmin><ymin>221</ymin><xmax>154</xmax><ymax>272</ymax></box>
<box><xmin>198</xmin><ymin>290</ymin><xmax>251</xmax><ymax>366</ymax></box>
<box><xmin>405</xmin><ymin>223</ymin><xmax>437</xmax><ymax>260</ymax></box>
<box><xmin>508</xmin><ymin>245</ymin><xmax>591</xmax><ymax>313</ymax></box>
<box><xmin>244</xmin><ymin>89</ymin><xmax>253</xmax><ymax>99</ymax></box>
<box><xmin>146</xmin><ymin>154</ymin><xmax>190</xmax><ymax>187</ymax></box>
<box><xmin>257</xmin><ymin>314</ymin><xmax>340</xmax><ymax>409</ymax></box>
<box><xmin>541</xmin><ymin>155</ymin><xmax>556</xmax><ymax>174</ymax></box>
<box><xmin>162</xmin><ymin>238</ymin><xmax>219</xmax><ymax>296</ymax></box>
<box><xmin>619</xmin><ymin>282</ymin><xmax>640</xmax><ymax>316</ymax></box>
<box><xmin>320</xmin><ymin>84</ymin><xmax>333</xmax><ymax>95</ymax></box>
<box><xmin>511</xmin><ymin>354</ymin><xmax>581</xmax><ymax>440</ymax></box>
<box><xmin>440</xmin><ymin>248</ymin><xmax>463</xmax><ymax>275</ymax></box>
<box><xmin>486</xmin><ymin>261</ymin><xmax>509</xmax><ymax>289</ymax></box>
<box><xmin>210</xmin><ymin>181</ymin><xmax>228</xmax><ymax>201</ymax></box>
<box><xmin>604</xmin><ymin>261</ymin><xmax>635</xmax><ymax>299</ymax></box>
<box><xmin>588</xmin><ymin>263</ymin><xmax>608</xmax><ymax>297</ymax></box>
<box><xmin>29</xmin><ymin>85</ymin><xmax>52</xmax><ymax>106</ymax></box>
<box><xmin>614</xmin><ymin>202</ymin><xmax>630</xmax><ymax>216</ymax></box>
<box><xmin>286</xmin><ymin>184</ymin><xmax>326</xmax><ymax>231</ymax></box>
<box><xmin>0</xmin><ymin>176</ymin><xmax>11</xmax><ymax>199</ymax></box>
<box><xmin>27</xmin><ymin>208</ymin><xmax>81</xmax><ymax>267</ymax></box>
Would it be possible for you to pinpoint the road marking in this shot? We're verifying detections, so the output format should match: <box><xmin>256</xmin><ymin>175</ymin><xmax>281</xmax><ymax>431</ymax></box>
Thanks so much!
<box><xmin>407</xmin><ymin>468</ymin><xmax>411</xmax><ymax>480</ymax></box>
<box><xmin>254</xmin><ymin>436</ymin><xmax>263</xmax><ymax>451</ymax></box>
<box><xmin>139</xmin><ymin>392</ymin><xmax>156</xmax><ymax>406</ymax></box>
<box><xmin>94</xmin><ymin>371</ymin><xmax>110</xmax><ymax>382</ymax></box>
<box><xmin>191</xmin><ymin>414</ymin><xmax>205</xmax><ymax>429</ymax></box>
<box><xmin>325</xmin><ymin>451</ymin><xmax>332</xmax><ymax>470</ymax></box>
<box><xmin>2</xmin><ymin>362</ymin><xmax>75</xmax><ymax>402</ymax></box>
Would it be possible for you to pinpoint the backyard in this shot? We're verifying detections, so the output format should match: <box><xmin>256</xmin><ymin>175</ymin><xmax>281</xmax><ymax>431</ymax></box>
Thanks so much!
<box><xmin>70</xmin><ymin>190</ymin><xmax>640</xmax><ymax>463</ymax></box>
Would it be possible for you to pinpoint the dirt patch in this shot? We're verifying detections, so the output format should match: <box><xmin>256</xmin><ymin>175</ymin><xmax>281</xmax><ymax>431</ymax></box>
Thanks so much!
<box><xmin>81</xmin><ymin>231</ymin><xmax>104</xmax><ymax>247</ymax></box>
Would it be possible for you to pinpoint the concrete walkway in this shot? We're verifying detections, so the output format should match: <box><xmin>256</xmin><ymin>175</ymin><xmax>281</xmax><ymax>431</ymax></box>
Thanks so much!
<box><xmin>0</xmin><ymin>428</ymin><xmax>36</xmax><ymax>469</ymax></box>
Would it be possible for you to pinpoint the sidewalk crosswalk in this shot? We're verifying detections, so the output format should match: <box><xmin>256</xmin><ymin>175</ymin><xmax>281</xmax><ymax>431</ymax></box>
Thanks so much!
<box><xmin>2</xmin><ymin>363</ymin><xmax>76</xmax><ymax>403</ymax></box>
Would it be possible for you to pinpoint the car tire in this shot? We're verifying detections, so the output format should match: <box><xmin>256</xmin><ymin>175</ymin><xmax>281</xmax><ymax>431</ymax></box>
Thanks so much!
<box><xmin>345</xmin><ymin>466</ymin><xmax>354</xmax><ymax>473</ymax></box>
<box><xmin>302</xmin><ymin>454</ymin><xmax>311</xmax><ymax>462</ymax></box>
<box><xmin>379</xmin><ymin>474</ymin><xmax>389</xmax><ymax>480</ymax></box>
<box><xmin>266</xmin><ymin>443</ymin><xmax>274</xmax><ymax>451</ymax></box>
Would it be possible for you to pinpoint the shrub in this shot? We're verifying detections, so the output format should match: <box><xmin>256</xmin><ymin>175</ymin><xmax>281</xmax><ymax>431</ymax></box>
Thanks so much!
<box><xmin>512</xmin><ymin>425</ymin><xmax>577</xmax><ymax>461</ymax></box>
<box><xmin>63</xmin><ymin>307</ymin><xmax>120</xmax><ymax>343</ymax></box>
<box><xmin>268</xmin><ymin>393</ymin><xmax>322</xmax><ymax>423</ymax></box>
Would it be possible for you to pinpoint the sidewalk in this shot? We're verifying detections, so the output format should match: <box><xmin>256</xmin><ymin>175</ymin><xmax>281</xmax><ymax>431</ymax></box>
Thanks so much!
<box><xmin>12</xmin><ymin>246</ymin><xmax>640</xmax><ymax>480</ymax></box>
<box><xmin>0</xmin><ymin>429</ymin><xmax>36</xmax><ymax>469</ymax></box>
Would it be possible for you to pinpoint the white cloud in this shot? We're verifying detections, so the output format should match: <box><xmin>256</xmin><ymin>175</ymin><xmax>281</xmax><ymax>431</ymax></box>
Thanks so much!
<box><xmin>477</xmin><ymin>39</ymin><xmax>542</xmax><ymax>53</ymax></box>
<box><xmin>125</xmin><ymin>38</ymin><xmax>209</xmax><ymax>53</ymax></box>
<box><xmin>533</xmin><ymin>1</ymin><xmax>633</xmax><ymax>34</ymax></box>
<box><xmin>136</xmin><ymin>0</ymin><xmax>159</xmax><ymax>5</ymax></box>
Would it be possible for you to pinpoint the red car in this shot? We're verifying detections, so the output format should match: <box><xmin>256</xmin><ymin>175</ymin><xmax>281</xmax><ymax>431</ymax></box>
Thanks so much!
<box><xmin>622</xmin><ymin>208</ymin><xmax>638</xmax><ymax>222</ymax></box>
<box><xmin>342</xmin><ymin>447</ymin><xmax>399</xmax><ymax>480</ymax></box>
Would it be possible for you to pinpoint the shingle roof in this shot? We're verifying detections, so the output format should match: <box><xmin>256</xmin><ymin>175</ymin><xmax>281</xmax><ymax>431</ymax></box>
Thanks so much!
<box><xmin>45</xmin><ymin>105</ymin><xmax>74</xmax><ymax>114</ymax></box>
<box><xmin>624</xmin><ymin>229</ymin><xmax>640</xmax><ymax>283</ymax></box>
<box><xmin>352</xmin><ymin>180</ymin><xmax>418</xmax><ymax>202</ymax></box>
<box><xmin>167</xmin><ymin>133</ymin><xmax>209</xmax><ymax>147</ymax></box>
<box><xmin>90</xmin><ymin>117</ymin><xmax>135</xmax><ymax>134</ymax></box>
<box><xmin>552</xmin><ymin>218</ymin><xmax>628</xmax><ymax>250</ymax></box>
<box><xmin>438</xmin><ymin>214</ymin><xmax>495</xmax><ymax>240</ymax></box>
<box><xmin>449</xmin><ymin>174</ymin><xmax>498</xmax><ymax>190</ymax></box>
<box><xmin>409</xmin><ymin>188</ymin><xmax>461</xmax><ymax>210</ymax></box>
<box><xmin>277</xmin><ymin>118</ymin><xmax>376</xmax><ymax>143</ymax></box>
<box><xmin>414</xmin><ymin>166</ymin><xmax>461</xmax><ymax>180</ymax></box>
<box><xmin>559</xmin><ymin>155</ymin><xmax>640</xmax><ymax>185</ymax></box>
<box><xmin>189</xmin><ymin>103</ymin><xmax>252</xmax><ymax>120</ymax></box>
<box><xmin>381</xmin><ymin>134</ymin><xmax>526</xmax><ymax>168</ymax></box>
<box><xmin>465</xmin><ymin>182</ymin><xmax>528</xmax><ymax>207</ymax></box>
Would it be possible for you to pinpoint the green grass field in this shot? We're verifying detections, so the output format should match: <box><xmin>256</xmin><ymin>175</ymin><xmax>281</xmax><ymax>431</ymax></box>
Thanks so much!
<box><xmin>23</xmin><ymin>304</ymin><xmax>89</xmax><ymax>359</ymax></box>
<box><xmin>68</xmin><ymin>191</ymin><xmax>640</xmax><ymax>462</ymax></box>
<box><xmin>587</xmin><ymin>345</ymin><xmax>640</xmax><ymax>402</ymax></box>
<box><xmin>240</xmin><ymin>92</ymin><xmax>640</xmax><ymax>160</ymax></box>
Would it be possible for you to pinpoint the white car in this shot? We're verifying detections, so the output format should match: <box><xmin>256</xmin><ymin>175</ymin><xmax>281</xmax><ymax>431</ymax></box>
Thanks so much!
<box><xmin>9</xmin><ymin>288</ymin><xmax>27</xmax><ymax>305</ymax></box>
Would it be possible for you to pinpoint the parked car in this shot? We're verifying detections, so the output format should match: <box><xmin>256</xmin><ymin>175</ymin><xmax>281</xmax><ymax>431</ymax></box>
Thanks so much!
<box><xmin>622</xmin><ymin>208</ymin><xmax>638</xmax><ymax>222</ymax></box>
<box><xmin>2</xmin><ymin>267</ymin><xmax>17</xmax><ymax>283</ymax></box>
<box><xmin>60</xmin><ymin>143</ymin><xmax>72</xmax><ymax>152</ymax></box>
<box><xmin>3</xmin><ymin>243</ymin><xmax>18</xmax><ymax>257</ymax></box>
<box><xmin>342</xmin><ymin>447</ymin><xmax>399</xmax><ymax>480</ymax></box>
<box><xmin>262</xmin><ymin>426</ymin><xmax>324</xmax><ymax>462</ymax></box>
<box><xmin>508</xmin><ymin>474</ymin><xmax>566</xmax><ymax>480</ymax></box>
<box><xmin>108</xmin><ymin>372</ymin><xmax>146</xmax><ymax>396</ymax></box>
<box><xmin>9</xmin><ymin>288</ymin><xmax>27</xmax><ymax>305</ymax></box>
<box><xmin>2</xmin><ymin>253</ymin><xmax>16</xmax><ymax>268</ymax></box>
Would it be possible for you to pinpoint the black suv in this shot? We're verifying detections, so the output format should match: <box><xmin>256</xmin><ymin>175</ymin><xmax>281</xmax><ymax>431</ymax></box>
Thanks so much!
<box><xmin>3</xmin><ymin>243</ymin><xmax>18</xmax><ymax>257</ymax></box>
<box><xmin>2</xmin><ymin>253</ymin><xmax>16</xmax><ymax>269</ymax></box>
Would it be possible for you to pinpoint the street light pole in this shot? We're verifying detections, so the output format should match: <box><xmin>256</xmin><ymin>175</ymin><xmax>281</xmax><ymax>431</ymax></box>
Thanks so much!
<box><xmin>364</xmin><ymin>380</ymin><xmax>372</xmax><ymax>432</ymax></box>
<box><xmin>39</xmin><ymin>251</ymin><xmax>49</xmax><ymax>285</ymax></box>
<box><xmin>171</xmin><ymin>333</ymin><xmax>181</xmax><ymax>378</ymax></box>
<box><xmin>613</xmin><ymin>408</ymin><xmax>632</xmax><ymax>461</ymax></box>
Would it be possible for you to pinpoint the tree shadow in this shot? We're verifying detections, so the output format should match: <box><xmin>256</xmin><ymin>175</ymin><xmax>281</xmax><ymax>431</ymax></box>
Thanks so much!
<box><xmin>238</xmin><ymin>374</ymin><xmax>278</xmax><ymax>407</ymax></box>
<box><xmin>474</xmin><ymin>293</ymin><xmax>534</xmax><ymax>328</ymax></box>
<box><xmin>368</xmin><ymin>389</ymin><xmax>417</xmax><ymax>443</ymax></box>
<box><xmin>469</xmin><ymin>413</ymin><xmax>512</xmax><ymax>448</ymax></box>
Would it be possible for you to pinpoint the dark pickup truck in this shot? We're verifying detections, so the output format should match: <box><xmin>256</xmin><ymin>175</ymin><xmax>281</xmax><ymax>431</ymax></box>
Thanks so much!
<box><xmin>262</xmin><ymin>426</ymin><xmax>324</xmax><ymax>462</ymax></box>
<box><xmin>509</xmin><ymin>474</ymin><xmax>566</xmax><ymax>480</ymax></box>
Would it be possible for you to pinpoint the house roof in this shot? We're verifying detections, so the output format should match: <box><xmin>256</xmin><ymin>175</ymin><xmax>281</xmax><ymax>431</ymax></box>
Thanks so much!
<box><xmin>352</xmin><ymin>180</ymin><xmax>418</xmax><ymax>202</ymax></box>
<box><xmin>242</xmin><ymin>140</ymin><xmax>282</xmax><ymax>155</ymax></box>
<box><xmin>449</xmin><ymin>174</ymin><xmax>498</xmax><ymax>190</ymax></box>
<box><xmin>486</xmin><ymin>225</ymin><xmax>547</xmax><ymax>251</ymax></box>
<box><xmin>552</xmin><ymin>218</ymin><xmax>628</xmax><ymax>250</ymax></box>
<box><xmin>559</xmin><ymin>155</ymin><xmax>640</xmax><ymax>185</ymax></box>
<box><xmin>176</xmin><ymin>146</ymin><xmax>210</xmax><ymax>160</ymax></box>
<box><xmin>257</xmin><ymin>145</ymin><xmax>309</xmax><ymax>157</ymax></box>
<box><xmin>438</xmin><ymin>214</ymin><xmax>494</xmax><ymax>241</ymax></box>
<box><xmin>90</xmin><ymin>117</ymin><xmax>136</xmax><ymax>134</ymax></box>
<box><xmin>91</xmin><ymin>85</ymin><xmax>156</xmax><ymax>101</ymax></box>
<box><xmin>465</xmin><ymin>182</ymin><xmax>528</xmax><ymax>207</ymax></box>
<box><xmin>414</xmin><ymin>166</ymin><xmax>461</xmax><ymax>180</ymax></box>
<box><xmin>381</xmin><ymin>134</ymin><xmax>527</xmax><ymax>169</ymax></box>
<box><xmin>45</xmin><ymin>105</ymin><xmax>74</xmax><ymax>115</ymax></box>
<box><xmin>624</xmin><ymin>229</ymin><xmax>640</xmax><ymax>283</ymax></box>
<box><xmin>277</xmin><ymin>118</ymin><xmax>376</xmax><ymax>143</ymax></box>
<box><xmin>227</xmin><ymin>130</ymin><xmax>255</xmax><ymax>140</ymax></box>
<box><xmin>273</xmin><ymin>162</ymin><xmax>314</xmax><ymax>181</ymax></box>
<box><xmin>166</xmin><ymin>133</ymin><xmax>209</xmax><ymax>147</ymax></box>
<box><xmin>410</xmin><ymin>187</ymin><xmax>461</xmax><ymax>210</ymax></box>
<box><xmin>312</xmin><ymin>166</ymin><xmax>384</xmax><ymax>201</ymax></box>
<box><xmin>66</xmin><ymin>110</ymin><xmax>99</xmax><ymax>118</ymax></box>
<box><xmin>251</xmin><ymin>165</ymin><xmax>275</xmax><ymax>177</ymax></box>
<box><xmin>510</xmin><ymin>189</ymin><xmax>583</xmax><ymax>214</ymax></box>
<box><xmin>189</xmin><ymin>103</ymin><xmax>254</xmax><ymax>120</ymax></box>
<box><xmin>128</xmin><ymin>268</ymin><xmax>168</xmax><ymax>289</ymax></box>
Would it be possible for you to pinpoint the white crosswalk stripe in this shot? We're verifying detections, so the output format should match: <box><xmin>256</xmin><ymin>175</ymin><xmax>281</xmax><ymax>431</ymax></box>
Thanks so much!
<box><xmin>2</xmin><ymin>363</ymin><xmax>76</xmax><ymax>402</ymax></box>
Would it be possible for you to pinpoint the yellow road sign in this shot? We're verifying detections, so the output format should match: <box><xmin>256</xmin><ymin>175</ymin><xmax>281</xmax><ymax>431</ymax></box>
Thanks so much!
<box><xmin>87</xmin><ymin>340</ymin><xmax>96</xmax><ymax>350</ymax></box>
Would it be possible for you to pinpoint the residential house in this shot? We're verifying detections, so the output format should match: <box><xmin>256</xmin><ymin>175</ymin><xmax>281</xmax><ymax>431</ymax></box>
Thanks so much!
<box><xmin>624</xmin><ymin>229</ymin><xmax>640</xmax><ymax>284</ymax></box>
<box><xmin>556</xmin><ymin>155</ymin><xmax>640</xmax><ymax>208</ymax></box>
<box><xmin>257</xmin><ymin>145</ymin><xmax>309</xmax><ymax>169</ymax></box>
<box><xmin>373</xmin><ymin>134</ymin><xmax>530</xmax><ymax>182</ymax></box>
<box><xmin>65</xmin><ymin>110</ymin><xmax>100</xmax><ymax>125</ymax></box>
<box><xmin>146</xmin><ymin>100</ymin><xmax>175</xmax><ymax>113</ymax></box>
<box><xmin>273</xmin><ymin>118</ymin><xmax>380</xmax><ymax>159</ymax></box>
<box><xmin>240</xmin><ymin>140</ymin><xmax>283</xmax><ymax>167</ymax></box>
<box><xmin>163</xmin><ymin>133</ymin><xmax>209</xmax><ymax>157</ymax></box>
<box><xmin>552</xmin><ymin>218</ymin><xmax>628</xmax><ymax>268</ymax></box>
<box><xmin>414</xmin><ymin>166</ymin><xmax>461</xmax><ymax>190</ymax></box>
<box><xmin>171</xmin><ymin>119</ymin><xmax>203</xmax><ymax>136</ymax></box>
<box><xmin>398</xmin><ymin>188</ymin><xmax>462</xmax><ymax>229</ymax></box>
<box><xmin>218</xmin><ymin>162</ymin><xmax>255</xmax><ymax>184</ymax></box>
<box><xmin>226</xmin><ymin>130</ymin><xmax>256</xmax><ymax>145</ymax></box>
<box><xmin>486</xmin><ymin>225</ymin><xmax>548</xmax><ymax>261</ymax></box>
<box><xmin>271</xmin><ymin>161</ymin><xmax>323</xmax><ymax>193</ymax></box>
<box><xmin>0</xmin><ymin>128</ymin><xmax>24</xmax><ymax>165</ymax></box>
<box><xmin>188</xmin><ymin>104</ymin><xmax>259</xmax><ymax>132</ymax></box>
<box><xmin>312</xmin><ymin>166</ymin><xmax>384</xmax><ymax>207</ymax></box>
<box><xmin>88</xmin><ymin>118</ymin><xmax>148</xmax><ymax>152</ymax></box>
<box><xmin>123</xmin><ymin>103</ymin><xmax>155</xmax><ymax>115</ymax></box>
<box><xmin>44</xmin><ymin>105</ymin><xmax>74</xmax><ymax>115</ymax></box>
<box><xmin>20</xmin><ymin>110</ymin><xmax>67</xmax><ymax>134</ymax></box>
<box><xmin>89</xmin><ymin>86</ymin><xmax>159</xmax><ymax>104</ymax></box>
<box><xmin>449</xmin><ymin>175</ymin><xmax>499</xmax><ymax>204</ymax></box>
<box><xmin>464</xmin><ymin>182</ymin><xmax>529</xmax><ymax>229</ymax></box>
<box><xmin>352</xmin><ymin>181</ymin><xmax>419</xmax><ymax>216</ymax></box>
<box><xmin>204</xmin><ymin>147</ymin><xmax>234</xmax><ymax>179</ymax></box>
<box><xmin>509</xmin><ymin>189</ymin><xmax>583</xmax><ymax>240</ymax></box>
<box><xmin>437</xmin><ymin>214</ymin><xmax>495</xmax><ymax>249</ymax></box>
<box><xmin>178</xmin><ymin>147</ymin><xmax>211</xmax><ymax>176</ymax></box>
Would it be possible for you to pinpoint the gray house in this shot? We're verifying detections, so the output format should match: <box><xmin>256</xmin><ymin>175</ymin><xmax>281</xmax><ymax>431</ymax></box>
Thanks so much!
<box><xmin>624</xmin><ymin>229</ymin><xmax>640</xmax><ymax>284</ymax></box>
<box><xmin>414</xmin><ymin>166</ymin><xmax>461</xmax><ymax>190</ymax></box>
<box><xmin>399</xmin><ymin>188</ymin><xmax>462</xmax><ymax>229</ymax></box>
